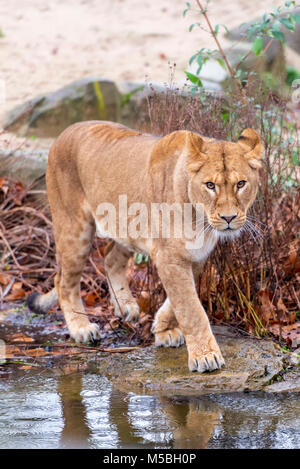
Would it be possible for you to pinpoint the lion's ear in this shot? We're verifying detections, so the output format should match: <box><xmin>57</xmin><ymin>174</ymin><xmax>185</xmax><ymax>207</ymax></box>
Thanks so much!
<box><xmin>238</xmin><ymin>128</ymin><xmax>263</xmax><ymax>169</ymax></box>
<box><xmin>185</xmin><ymin>131</ymin><xmax>207</xmax><ymax>174</ymax></box>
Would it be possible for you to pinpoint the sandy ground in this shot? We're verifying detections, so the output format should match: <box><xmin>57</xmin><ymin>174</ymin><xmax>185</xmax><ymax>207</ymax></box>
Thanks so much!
<box><xmin>0</xmin><ymin>0</ymin><xmax>289</xmax><ymax>150</ymax></box>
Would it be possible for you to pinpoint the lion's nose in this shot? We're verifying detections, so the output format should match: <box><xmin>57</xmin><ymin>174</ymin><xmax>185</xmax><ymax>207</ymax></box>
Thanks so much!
<box><xmin>219</xmin><ymin>214</ymin><xmax>237</xmax><ymax>224</ymax></box>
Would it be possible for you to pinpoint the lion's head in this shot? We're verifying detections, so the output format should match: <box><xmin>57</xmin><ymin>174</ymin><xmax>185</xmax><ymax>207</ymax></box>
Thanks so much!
<box><xmin>185</xmin><ymin>128</ymin><xmax>263</xmax><ymax>237</ymax></box>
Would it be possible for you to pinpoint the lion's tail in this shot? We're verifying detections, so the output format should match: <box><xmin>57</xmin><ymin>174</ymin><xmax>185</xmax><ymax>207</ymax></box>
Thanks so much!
<box><xmin>26</xmin><ymin>287</ymin><xmax>58</xmax><ymax>315</ymax></box>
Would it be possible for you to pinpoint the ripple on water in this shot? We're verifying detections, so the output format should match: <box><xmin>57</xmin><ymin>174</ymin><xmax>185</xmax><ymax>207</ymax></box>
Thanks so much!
<box><xmin>0</xmin><ymin>373</ymin><xmax>299</xmax><ymax>449</ymax></box>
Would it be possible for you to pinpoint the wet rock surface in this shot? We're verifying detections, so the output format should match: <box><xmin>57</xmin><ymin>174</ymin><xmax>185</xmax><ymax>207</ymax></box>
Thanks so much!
<box><xmin>97</xmin><ymin>326</ymin><xmax>288</xmax><ymax>396</ymax></box>
<box><xmin>1</xmin><ymin>307</ymin><xmax>298</xmax><ymax>395</ymax></box>
<box><xmin>266</xmin><ymin>371</ymin><xmax>300</xmax><ymax>393</ymax></box>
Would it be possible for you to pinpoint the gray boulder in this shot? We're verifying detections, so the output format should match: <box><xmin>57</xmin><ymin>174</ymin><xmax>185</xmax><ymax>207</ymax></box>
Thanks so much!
<box><xmin>0</xmin><ymin>149</ymin><xmax>48</xmax><ymax>186</ymax></box>
<box><xmin>4</xmin><ymin>77</ymin><xmax>121</xmax><ymax>138</ymax></box>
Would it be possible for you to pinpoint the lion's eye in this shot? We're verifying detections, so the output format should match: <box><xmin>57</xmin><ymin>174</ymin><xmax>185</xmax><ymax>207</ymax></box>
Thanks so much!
<box><xmin>237</xmin><ymin>180</ymin><xmax>246</xmax><ymax>189</ymax></box>
<box><xmin>205</xmin><ymin>182</ymin><xmax>215</xmax><ymax>190</ymax></box>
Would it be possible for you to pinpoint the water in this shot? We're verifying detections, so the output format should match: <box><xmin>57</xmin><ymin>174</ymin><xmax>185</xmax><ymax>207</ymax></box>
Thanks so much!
<box><xmin>0</xmin><ymin>371</ymin><xmax>299</xmax><ymax>449</ymax></box>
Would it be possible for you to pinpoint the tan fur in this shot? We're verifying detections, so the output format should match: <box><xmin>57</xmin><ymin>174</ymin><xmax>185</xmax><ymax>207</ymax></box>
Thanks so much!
<box><xmin>28</xmin><ymin>120</ymin><xmax>262</xmax><ymax>373</ymax></box>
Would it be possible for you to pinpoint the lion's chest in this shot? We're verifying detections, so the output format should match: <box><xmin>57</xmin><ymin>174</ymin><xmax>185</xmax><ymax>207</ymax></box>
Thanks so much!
<box><xmin>184</xmin><ymin>233</ymin><xmax>219</xmax><ymax>263</ymax></box>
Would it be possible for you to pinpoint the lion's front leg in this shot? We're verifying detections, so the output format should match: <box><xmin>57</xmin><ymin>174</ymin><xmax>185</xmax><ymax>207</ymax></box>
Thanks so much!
<box><xmin>154</xmin><ymin>250</ymin><xmax>225</xmax><ymax>373</ymax></box>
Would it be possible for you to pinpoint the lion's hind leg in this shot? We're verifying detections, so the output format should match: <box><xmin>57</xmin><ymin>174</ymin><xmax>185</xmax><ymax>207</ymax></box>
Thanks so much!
<box><xmin>104</xmin><ymin>241</ymin><xmax>140</xmax><ymax>323</ymax></box>
<box><xmin>57</xmin><ymin>216</ymin><xmax>101</xmax><ymax>343</ymax></box>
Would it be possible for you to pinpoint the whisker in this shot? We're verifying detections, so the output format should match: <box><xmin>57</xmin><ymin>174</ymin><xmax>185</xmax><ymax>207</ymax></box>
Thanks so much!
<box><xmin>246</xmin><ymin>215</ymin><xmax>267</xmax><ymax>228</ymax></box>
<box><xmin>247</xmin><ymin>220</ymin><xmax>264</xmax><ymax>239</ymax></box>
<box><xmin>244</xmin><ymin>220</ymin><xmax>264</xmax><ymax>245</ymax></box>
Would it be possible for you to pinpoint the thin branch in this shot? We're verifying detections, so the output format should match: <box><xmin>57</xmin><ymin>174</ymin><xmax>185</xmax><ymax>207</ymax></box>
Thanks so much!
<box><xmin>195</xmin><ymin>0</ymin><xmax>246</xmax><ymax>102</ymax></box>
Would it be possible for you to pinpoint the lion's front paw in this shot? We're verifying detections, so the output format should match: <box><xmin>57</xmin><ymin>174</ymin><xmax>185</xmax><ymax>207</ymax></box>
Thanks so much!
<box><xmin>154</xmin><ymin>327</ymin><xmax>185</xmax><ymax>348</ymax></box>
<box><xmin>68</xmin><ymin>319</ymin><xmax>101</xmax><ymax>343</ymax></box>
<box><xmin>188</xmin><ymin>348</ymin><xmax>225</xmax><ymax>373</ymax></box>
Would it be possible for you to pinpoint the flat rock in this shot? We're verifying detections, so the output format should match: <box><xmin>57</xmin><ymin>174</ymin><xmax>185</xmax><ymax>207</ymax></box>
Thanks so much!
<box><xmin>98</xmin><ymin>326</ymin><xmax>286</xmax><ymax>396</ymax></box>
<box><xmin>266</xmin><ymin>371</ymin><xmax>300</xmax><ymax>393</ymax></box>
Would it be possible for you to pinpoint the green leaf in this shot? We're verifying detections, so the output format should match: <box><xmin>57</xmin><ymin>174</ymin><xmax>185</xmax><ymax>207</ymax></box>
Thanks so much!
<box><xmin>221</xmin><ymin>111</ymin><xmax>229</xmax><ymax>123</ymax></box>
<box><xmin>252</xmin><ymin>36</ymin><xmax>263</xmax><ymax>55</ymax></box>
<box><xmin>120</xmin><ymin>85</ymin><xmax>144</xmax><ymax>107</ymax></box>
<box><xmin>271</xmin><ymin>30</ymin><xmax>285</xmax><ymax>43</ymax></box>
<box><xmin>248</xmin><ymin>24</ymin><xmax>260</xmax><ymax>39</ymax></box>
<box><xmin>292</xmin><ymin>13</ymin><xmax>300</xmax><ymax>24</ymax></box>
<box><xmin>189</xmin><ymin>52</ymin><xmax>199</xmax><ymax>65</ymax></box>
<box><xmin>286</xmin><ymin>66</ymin><xmax>300</xmax><ymax>85</ymax></box>
<box><xmin>219</xmin><ymin>23</ymin><xmax>229</xmax><ymax>34</ymax></box>
<box><xmin>184</xmin><ymin>71</ymin><xmax>203</xmax><ymax>88</ymax></box>
<box><xmin>214</xmin><ymin>24</ymin><xmax>219</xmax><ymax>36</ymax></box>
<box><xmin>134</xmin><ymin>253</ymin><xmax>144</xmax><ymax>265</ymax></box>
<box><xmin>272</xmin><ymin>20</ymin><xmax>281</xmax><ymax>31</ymax></box>
<box><xmin>279</xmin><ymin>17</ymin><xmax>295</xmax><ymax>31</ymax></box>
<box><xmin>285</xmin><ymin>1</ymin><xmax>296</xmax><ymax>7</ymax></box>
<box><xmin>183</xmin><ymin>1</ymin><xmax>191</xmax><ymax>16</ymax></box>
<box><xmin>292</xmin><ymin>151</ymin><xmax>299</xmax><ymax>165</ymax></box>
<box><xmin>196</xmin><ymin>55</ymin><xmax>203</xmax><ymax>74</ymax></box>
<box><xmin>216</xmin><ymin>58</ymin><xmax>226</xmax><ymax>70</ymax></box>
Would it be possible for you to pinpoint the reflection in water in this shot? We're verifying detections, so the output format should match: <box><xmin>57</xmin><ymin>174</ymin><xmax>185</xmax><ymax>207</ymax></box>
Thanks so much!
<box><xmin>109</xmin><ymin>388</ymin><xmax>148</xmax><ymax>448</ymax></box>
<box><xmin>160</xmin><ymin>398</ymin><xmax>221</xmax><ymax>449</ymax></box>
<box><xmin>0</xmin><ymin>370</ymin><xmax>299</xmax><ymax>449</ymax></box>
<box><xmin>57</xmin><ymin>373</ymin><xmax>91</xmax><ymax>448</ymax></box>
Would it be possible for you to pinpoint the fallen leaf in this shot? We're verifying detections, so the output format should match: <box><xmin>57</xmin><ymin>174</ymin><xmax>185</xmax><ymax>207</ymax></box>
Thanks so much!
<box><xmin>283</xmin><ymin>245</ymin><xmax>300</xmax><ymax>275</ymax></box>
<box><xmin>277</xmin><ymin>297</ymin><xmax>296</xmax><ymax>324</ymax></box>
<box><xmin>258</xmin><ymin>290</ymin><xmax>276</xmax><ymax>324</ymax></box>
<box><xmin>0</xmin><ymin>273</ymin><xmax>11</xmax><ymax>285</ymax></box>
<box><xmin>109</xmin><ymin>317</ymin><xmax>120</xmax><ymax>329</ymax></box>
<box><xmin>11</xmin><ymin>333</ymin><xmax>35</xmax><ymax>343</ymax></box>
<box><xmin>23</xmin><ymin>348</ymin><xmax>47</xmax><ymax>357</ymax></box>
<box><xmin>137</xmin><ymin>291</ymin><xmax>150</xmax><ymax>313</ymax></box>
<box><xmin>84</xmin><ymin>290</ymin><xmax>101</xmax><ymax>306</ymax></box>
<box><xmin>269</xmin><ymin>322</ymin><xmax>300</xmax><ymax>348</ymax></box>
<box><xmin>5</xmin><ymin>282</ymin><xmax>26</xmax><ymax>301</ymax></box>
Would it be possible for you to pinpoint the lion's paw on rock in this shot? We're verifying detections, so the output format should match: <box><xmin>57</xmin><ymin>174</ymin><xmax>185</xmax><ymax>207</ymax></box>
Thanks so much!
<box><xmin>188</xmin><ymin>350</ymin><xmax>225</xmax><ymax>373</ymax></box>
<box><xmin>154</xmin><ymin>327</ymin><xmax>185</xmax><ymax>348</ymax></box>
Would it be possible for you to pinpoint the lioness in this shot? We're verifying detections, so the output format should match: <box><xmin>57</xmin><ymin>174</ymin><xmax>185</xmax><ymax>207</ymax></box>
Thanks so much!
<box><xmin>27</xmin><ymin>121</ymin><xmax>262</xmax><ymax>373</ymax></box>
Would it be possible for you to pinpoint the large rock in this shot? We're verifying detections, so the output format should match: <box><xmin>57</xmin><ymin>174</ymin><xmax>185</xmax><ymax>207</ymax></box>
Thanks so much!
<box><xmin>0</xmin><ymin>149</ymin><xmax>48</xmax><ymax>186</ymax></box>
<box><xmin>119</xmin><ymin>81</ymin><xmax>148</xmax><ymax>129</ymax></box>
<box><xmin>98</xmin><ymin>326</ymin><xmax>286</xmax><ymax>396</ymax></box>
<box><xmin>4</xmin><ymin>78</ymin><xmax>121</xmax><ymax>138</ymax></box>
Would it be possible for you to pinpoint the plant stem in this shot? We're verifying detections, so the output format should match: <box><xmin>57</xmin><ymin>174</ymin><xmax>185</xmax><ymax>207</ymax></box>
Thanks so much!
<box><xmin>235</xmin><ymin>38</ymin><xmax>274</xmax><ymax>73</ymax></box>
<box><xmin>195</xmin><ymin>0</ymin><xmax>246</xmax><ymax>103</ymax></box>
